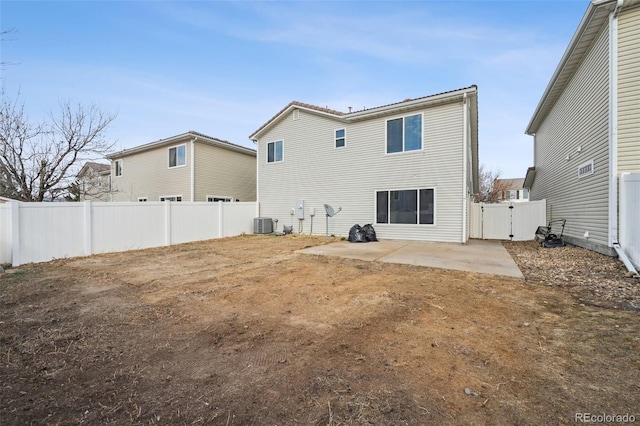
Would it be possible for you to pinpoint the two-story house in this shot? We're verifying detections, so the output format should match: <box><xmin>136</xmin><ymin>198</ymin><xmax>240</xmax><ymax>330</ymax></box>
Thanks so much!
<box><xmin>525</xmin><ymin>0</ymin><xmax>639</xmax><ymax>265</ymax></box>
<box><xmin>249</xmin><ymin>86</ymin><xmax>478</xmax><ymax>242</ymax></box>
<box><xmin>108</xmin><ymin>131</ymin><xmax>256</xmax><ymax>202</ymax></box>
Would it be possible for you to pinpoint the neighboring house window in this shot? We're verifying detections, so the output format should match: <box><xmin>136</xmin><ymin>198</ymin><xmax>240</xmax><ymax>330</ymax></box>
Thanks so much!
<box><xmin>160</xmin><ymin>195</ymin><xmax>182</xmax><ymax>202</ymax></box>
<box><xmin>335</xmin><ymin>129</ymin><xmax>346</xmax><ymax>148</ymax></box>
<box><xmin>293</xmin><ymin>110</ymin><xmax>300</xmax><ymax>120</ymax></box>
<box><xmin>267</xmin><ymin>140</ymin><xmax>283</xmax><ymax>163</ymax></box>
<box><xmin>386</xmin><ymin>113</ymin><xmax>422</xmax><ymax>153</ymax></box>
<box><xmin>523</xmin><ymin>188</ymin><xmax>529</xmax><ymax>199</ymax></box>
<box><xmin>115</xmin><ymin>159</ymin><xmax>123</xmax><ymax>177</ymax></box>
<box><xmin>138</xmin><ymin>197</ymin><xmax>148</xmax><ymax>202</ymax></box>
<box><xmin>169</xmin><ymin>144</ymin><xmax>186</xmax><ymax>168</ymax></box>
<box><xmin>207</xmin><ymin>196</ymin><xmax>233</xmax><ymax>202</ymax></box>
<box><xmin>509</xmin><ymin>190</ymin><xmax>517</xmax><ymax>200</ymax></box>
<box><xmin>578</xmin><ymin>160</ymin><xmax>594</xmax><ymax>178</ymax></box>
<box><xmin>376</xmin><ymin>189</ymin><xmax>434</xmax><ymax>225</ymax></box>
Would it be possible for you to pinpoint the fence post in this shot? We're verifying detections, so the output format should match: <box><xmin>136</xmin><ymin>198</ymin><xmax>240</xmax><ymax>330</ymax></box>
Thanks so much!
<box><xmin>218</xmin><ymin>202</ymin><xmax>224</xmax><ymax>238</ymax></box>
<box><xmin>165</xmin><ymin>201</ymin><xmax>172</xmax><ymax>246</ymax></box>
<box><xmin>10</xmin><ymin>201</ymin><xmax>20</xmax><ymax>266</ymax></box>
<box><xmin>84</xmin><ymin>201</ymin><xmax>93</xmax><ymax>256</ymax></box>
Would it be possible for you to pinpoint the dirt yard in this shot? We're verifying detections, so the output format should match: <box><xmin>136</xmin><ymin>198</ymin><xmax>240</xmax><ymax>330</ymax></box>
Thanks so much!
<box><xmin>1</xmin><ymin>235</ymin><xmax>638</xmax><ymax>425</ymax></box>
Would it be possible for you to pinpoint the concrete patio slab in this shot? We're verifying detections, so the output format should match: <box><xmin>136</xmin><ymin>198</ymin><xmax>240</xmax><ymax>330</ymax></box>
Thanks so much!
<box><xmin>298</xmin><ymin>239</ymin><xmax>524</xmax><ymax>278</ymax></box>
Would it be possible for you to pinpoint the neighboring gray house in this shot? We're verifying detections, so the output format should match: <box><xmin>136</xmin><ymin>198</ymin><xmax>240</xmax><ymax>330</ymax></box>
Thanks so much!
<box><xmin>77</xmin><ymin>161</ymin><xmax>111</xmax><ymax>201</ymax></box>
<box><xmin>495</xmin><ymin>178</ymin><xmax>529</xmax><ymax>203</ymax></box>
<box><xmin>249</xmin><ymin>86</ymin><xmax>478</xmax><ymax>242</ymax></box>
<box><xmin>107</xmin><ymin>131</ymin><xmax>256</xmax><ymax>202</ymax></box>
<box><xmin>525</xmin><ymin>0</ymin><xmax>640</xmax><ymax>260</ymax></box>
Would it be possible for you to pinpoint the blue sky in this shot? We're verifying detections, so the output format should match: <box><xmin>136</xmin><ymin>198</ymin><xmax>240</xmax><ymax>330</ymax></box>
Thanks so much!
<box><xmin>1</xmin><ymin>0</ymin><xmax>587</xmax><ymax>178</ymax></box>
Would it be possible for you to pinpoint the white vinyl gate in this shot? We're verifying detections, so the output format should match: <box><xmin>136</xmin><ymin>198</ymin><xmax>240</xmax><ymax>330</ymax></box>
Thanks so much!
<box><xmin>469</xmin><ymin>200</ymin><xmax>547</xmax><ymax>241</ymax></box>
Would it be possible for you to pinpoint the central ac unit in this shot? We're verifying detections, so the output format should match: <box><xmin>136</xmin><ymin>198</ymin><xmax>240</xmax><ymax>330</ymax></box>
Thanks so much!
<box><xmin>254</xmin><ymin>217</ymin><xmax>273</xmax><ymax>234</ymax></box>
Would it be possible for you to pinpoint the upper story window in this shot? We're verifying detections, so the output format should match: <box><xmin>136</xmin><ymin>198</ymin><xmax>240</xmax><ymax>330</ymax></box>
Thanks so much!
<box><xmin>386</xmin><ymin>113</ymin><xmax>422</xmax><ymax>153</ymax></box>
<box><xmin>335</xmin><ymin>129</ymin><xmax>346</xmax><ymax>148</ymax></box>
<box><xmin>169</xmin><ymin>144</ymin><xmax>186</xmax><ymax>168</ymax></box>
<box><xmin>115</xmin><ymin>159</ymin><xmax>123</xmax><ymax>177</ymax></box>
<box><xmin>267</xmin><ymin>140</ymin><xmax>283</xmax><ymax>163</ymax></box>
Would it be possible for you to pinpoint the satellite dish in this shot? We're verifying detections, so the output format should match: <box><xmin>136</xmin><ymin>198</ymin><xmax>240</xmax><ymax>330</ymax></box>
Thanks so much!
<box><xmin>323</xmin><ymin>204</ymin><xmax>342</xmax><ymax>236</ymax></box>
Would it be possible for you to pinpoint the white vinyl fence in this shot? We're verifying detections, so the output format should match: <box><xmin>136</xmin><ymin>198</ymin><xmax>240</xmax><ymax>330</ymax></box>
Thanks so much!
<box><xmin>469</xmin><ymin>200</ymin><xmax>547</xmax><ymax>241</ymax></box>
<box><xmin>619</xmin><ymin>173</ymin><xmax>640</xmax><ymax>268</ymax></box>
<box><xmin>0</xmin><ymin>201</ymin><xmax>258</xmax><ymax>266</ymax></box>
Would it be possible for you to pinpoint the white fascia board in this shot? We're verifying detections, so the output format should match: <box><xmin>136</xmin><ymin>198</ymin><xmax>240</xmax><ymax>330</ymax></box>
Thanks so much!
<box><xmin>108</xmin><ymin>133</ymin><xmax>255</xmax><ymax>159</ymax></box>
<box><xmin>525</xmin><ymin>0</ymin><xmax>616</xmax><ymax>135</ymax></box>
<box><xmin>250</xmin><ymin>104</ymin><xmax>345</xmax><ymax>141</ymax></box>
<box><xmin>345</xmin><ymin>86</ymin><xmax>476</xmax><ymax>121</ymax></box>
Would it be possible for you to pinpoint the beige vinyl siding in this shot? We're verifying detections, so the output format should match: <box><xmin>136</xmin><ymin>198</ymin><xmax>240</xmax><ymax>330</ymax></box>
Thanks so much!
<box><xmin>258</xmin><ymin>103</ymin><xmax>466</xmax><ymax>242</ymax></box>
<box><xmin>111</xmin><ymin>143</ymin><xmax>191</xmax><ymax>202</ymax></box>
<box><xmin>617</xmin><ymin>6</ymin><xmax>640</xmax><ymax>173</ymax></box>
<box><xmin>531</xmin><ymin>25</ymin><xmax>610</xmax><ymax>247</ymax></box>
<box><xmin>194</xmin><ymin>144</ymin><xmax>256</xmax><ymax>202</ymax></box>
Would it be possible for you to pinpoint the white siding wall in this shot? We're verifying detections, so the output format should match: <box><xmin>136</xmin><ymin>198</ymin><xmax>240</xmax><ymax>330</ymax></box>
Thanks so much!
<box><xmin>194</xmin><ymin>143</ymin><xmax>257</xmax><ymax>202</ymax></box>
<box><xmin>111</xmin><ymin>143</ymin><xmax>191</xmax><ymax>202</ymax></box>
<box><xmin>257</xmin><ymin>102</ymin><xmax>467</xmax><ymax>242</ymax></box>
<box><xmin>531</xmin><ymin>25</ymin><xmax>611</xmax><ymax>249</ymax></box>
<box><xmin>617</xmin><ymin>6</ymin><xmax>640</xmax><ymax>174</ymax></box>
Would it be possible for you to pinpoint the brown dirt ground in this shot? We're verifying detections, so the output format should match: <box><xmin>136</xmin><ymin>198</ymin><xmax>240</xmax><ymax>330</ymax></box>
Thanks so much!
<box><xmin>1</xmin><ymin>235</ymin><xmax>638</xmax><ymax>425</ymax></box>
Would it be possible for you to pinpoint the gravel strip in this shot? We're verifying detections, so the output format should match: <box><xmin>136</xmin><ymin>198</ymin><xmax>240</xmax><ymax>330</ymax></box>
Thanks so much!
<box><xmin>503</xmin><ymin>240</ymin><xmax>640</xmax><ymax>311</ymax></box>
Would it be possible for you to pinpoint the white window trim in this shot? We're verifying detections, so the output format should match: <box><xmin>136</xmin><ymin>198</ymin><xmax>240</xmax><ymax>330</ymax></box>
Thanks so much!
<box><xmin>168</xmin><ymin>144</ymin><xmax>187</xmax><ymax>169</ymax></box>
<box><xmin>114</xmin><ymin>159</ymin><xmax>123</xmax><ymax>177</ymax></box>
<box><xmin>266</xmin><ymin>140</ymin><xmax>284</xmax><ymax>164</ymax></box>
<box><xmin>207</xmin><ymin>195</ymin><xmax>234</xmax><ymax>202</ymax></box>
<box><xmin>293</xmin><ymin>109</ymin><xmax>300</xmax><ymax>120</ymax></box>
<box><xmin>159</xmin><ymin>195</ymin><xmax>183</xmax><ymax>202</ymax></box>
<box><xmin>384</xmin><ymin>112</ymin><xmax>424</xmax><ymax>155</ymax></box>
<box><xmin>374</xmin><ymin>187</ymin><xmax>436</xmax><ymax>226</ymax></box>
<box><xmin>577</xmin><ymin>159</ymin><xmax>595</xmax><ymax>178</ymax></box>
<box><xmin>335</xmin><ymin>128</ymin><xmax>346</xmax><ymax>149</ymax></box>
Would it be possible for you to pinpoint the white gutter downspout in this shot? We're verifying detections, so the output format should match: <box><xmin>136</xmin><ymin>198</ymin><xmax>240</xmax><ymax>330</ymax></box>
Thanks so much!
<box><xmin>190</xmin><ymin>136</ymin><xmax>197</xmax><ymax>202</ymax></box>
<box><xmin>607</xmin><ymin>1</ymin><xmax>638</xmax><ymax>277</ymax></box>
<box><xmin>462</xmin><ymin>93</ymin><xmax>468</xmax><ymax>243</ymax></box>
<box><xmin>608</xmin><ymin>0</ymin><xmax>622</xmax><ymax>248</ymax></box>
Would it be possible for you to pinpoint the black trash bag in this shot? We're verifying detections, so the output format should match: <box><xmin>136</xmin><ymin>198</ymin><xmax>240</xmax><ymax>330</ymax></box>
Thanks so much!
<box><xmin>362</xmin><ymin>224</ymin><xmax>378</xmax><ymax>242</ymax></box>
<box><xmin>348</xmin><ymin>224</ymin><xmax>367</xmax><ymax>243</ymax></box>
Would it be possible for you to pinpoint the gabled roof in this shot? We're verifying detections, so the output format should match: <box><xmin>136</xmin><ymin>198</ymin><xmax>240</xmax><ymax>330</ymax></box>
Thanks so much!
<box><xmin>495</xmin><ymin>177</ymin><xmax>525</xmax><ymax>190</ymax></box>
<box><xmin>249</xmin><ymin>85</ymin><xmax>478</xmax><ymax>141</ymax></box>
<box><xmin>523</xmin><ymin>167</ymin><xmax>536</xmax><ymax>189</ymax></box>
<box><xmin>107</xmin><ymin>131</ymin><xmax>256</xmax><ymax>160</ymax></box>
<box><xmin>526</xmin><ymin>0</ymin><xmax>640</xmax><ymax>135</ymax></box>
<box><xmin>78</xmin><ymin>161</ymin><xmax>111</xmax><ymax>178</ymax></box>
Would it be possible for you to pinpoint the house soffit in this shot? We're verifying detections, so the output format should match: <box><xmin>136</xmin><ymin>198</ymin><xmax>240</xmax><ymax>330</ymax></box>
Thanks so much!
<box><xmin>526</xmin><ymin>1</ymin><xmax>616</xmax><ymax>134</ymax></box>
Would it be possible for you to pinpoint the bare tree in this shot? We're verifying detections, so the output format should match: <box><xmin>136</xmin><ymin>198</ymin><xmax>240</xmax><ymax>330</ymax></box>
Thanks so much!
<box><xmin>0</xmin><ymin>93</ymin><xmax>117</xmax><ymax>201</ymax></box>
<box><xmin>474</xmin><ymin>164</ymin><xmax>511</xmax><ymax>203</ymax></box>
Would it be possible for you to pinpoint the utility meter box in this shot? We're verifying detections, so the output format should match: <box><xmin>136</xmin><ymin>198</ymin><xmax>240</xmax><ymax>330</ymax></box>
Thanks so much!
<box><xmin>297</xmin><ymin>199</ymin><xmax>305</xmax><ymax>219</ymax></box>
